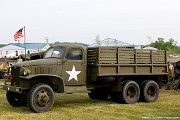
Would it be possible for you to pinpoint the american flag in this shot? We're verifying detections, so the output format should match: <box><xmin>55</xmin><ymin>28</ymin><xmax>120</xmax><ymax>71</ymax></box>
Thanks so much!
<box><xmin>14</xmin><ymin>28</ymin><xmax>23</xmax><ymax>41</ymax></box>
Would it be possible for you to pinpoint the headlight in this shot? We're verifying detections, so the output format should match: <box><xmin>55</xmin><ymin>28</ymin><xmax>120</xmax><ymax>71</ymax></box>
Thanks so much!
<box><xmin>23</xmin><ymin>68</ymin><xmax>31</xmax><ymax>76</ymax></box>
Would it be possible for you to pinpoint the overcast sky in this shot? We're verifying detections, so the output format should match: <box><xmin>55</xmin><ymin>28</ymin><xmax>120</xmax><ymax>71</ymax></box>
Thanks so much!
<box><xmin>0</xmin><ymin>0</ymin><xmax>180</xmax><ymax>45</ymax></box>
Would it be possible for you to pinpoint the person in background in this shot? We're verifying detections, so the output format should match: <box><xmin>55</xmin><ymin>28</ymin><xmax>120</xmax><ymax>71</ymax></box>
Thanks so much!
<box><xmin>8</xmin><ymin>63</ymin><xmax>12</xmax><ymax>72</ymax></box>
<box><xmin>17</xmin><ymin>55</ymin><xmax>23</xmax><ymax>63</ymax></box>
<box><xmin>166</xmin><ymin>61</ymin><xmax>175</xmax><ymax>90</ymax></box>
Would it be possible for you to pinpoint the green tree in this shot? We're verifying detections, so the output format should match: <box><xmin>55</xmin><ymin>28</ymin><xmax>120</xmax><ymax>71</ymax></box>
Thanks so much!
<box><xmin>149</xmin><ymin>37</ymin><xmax>180</xmax><ymax>54</ymax></box>
<box><xmin>150</xmin><ymin>37</ymin><xmax>165</xmax><ymax>50</ymax></box>
<box><xmin>0</xmin><ymin>44</ymin><xmax>6</xmax><ymax>48</ymax></box>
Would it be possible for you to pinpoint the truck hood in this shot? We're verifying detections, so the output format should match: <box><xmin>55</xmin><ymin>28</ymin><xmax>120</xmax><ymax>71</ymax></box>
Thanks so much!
<box><xmin>13</xmin><ymin>59</ymin><xmax>61</xmax><ymax>67</ymax></box>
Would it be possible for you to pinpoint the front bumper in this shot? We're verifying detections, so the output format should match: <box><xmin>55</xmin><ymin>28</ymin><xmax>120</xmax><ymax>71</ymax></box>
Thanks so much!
<box><xmin>0</xmin><ymin>84</ymin><xmax>22</xmax><ymax>93</ymax></box>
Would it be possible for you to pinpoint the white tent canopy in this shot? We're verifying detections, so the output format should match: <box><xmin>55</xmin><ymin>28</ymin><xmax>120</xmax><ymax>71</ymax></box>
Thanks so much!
<box><xmin>143</xmin><ymin>46</ymin><xmax>158</xmax><ymax>50</ymax></box>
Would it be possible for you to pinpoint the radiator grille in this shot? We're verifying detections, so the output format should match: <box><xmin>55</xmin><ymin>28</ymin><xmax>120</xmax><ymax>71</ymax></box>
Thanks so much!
<box><xmin>32</xmin><ymin>66</ymin><xmax>53</xmax><ymax>74</ymax></box>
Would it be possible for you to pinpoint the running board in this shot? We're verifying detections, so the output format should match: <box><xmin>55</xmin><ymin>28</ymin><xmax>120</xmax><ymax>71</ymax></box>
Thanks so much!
<box><xmin>64</xmin><ymin>86</ymin><xmax>90</xmax><ymax>93</ymax></box>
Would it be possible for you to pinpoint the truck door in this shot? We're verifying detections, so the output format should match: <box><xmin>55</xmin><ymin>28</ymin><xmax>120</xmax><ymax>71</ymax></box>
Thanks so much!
<box><xmin>62</xmin><ymin>48</ymin><xmax>86</xmax><ymax>85</ymax></box>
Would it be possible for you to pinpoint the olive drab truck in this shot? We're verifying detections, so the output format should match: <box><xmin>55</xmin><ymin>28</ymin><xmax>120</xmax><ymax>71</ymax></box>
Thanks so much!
<box><xmin>0</xmin><ymin>44</ymin><xmax>168</xmax><ymax>113</ymax></box>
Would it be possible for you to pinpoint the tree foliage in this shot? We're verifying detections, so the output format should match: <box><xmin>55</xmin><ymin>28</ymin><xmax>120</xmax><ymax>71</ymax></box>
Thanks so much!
<box><xmin>0</xmin><ymin>44</ymin><xmax>6</xmax><ymax>48</ymax></box>
<box><xmin>149</xmin><ymin>37</ymin><xmax>180</xmax><ymax>54</ymax></box>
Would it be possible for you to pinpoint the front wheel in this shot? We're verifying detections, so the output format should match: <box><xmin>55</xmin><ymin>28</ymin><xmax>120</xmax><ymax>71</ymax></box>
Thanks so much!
<box><xmin>6</xmin><ymin>91</ymin><xmax>27</xmax><ymax>107</ymax></box>
<box><xmin>27</xmin><ymin>83</ymin><xmax>55</xmax><ymax>113</ymax></box>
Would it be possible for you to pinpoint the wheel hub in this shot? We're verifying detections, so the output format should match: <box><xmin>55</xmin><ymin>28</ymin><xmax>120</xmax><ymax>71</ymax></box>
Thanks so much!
<box><xmin>127</xmin><ymin>86</ymin><xmax>136</xmax><ymax>98</ymax></box>
<box><xmin>36</xmin><ymin>90</ymin><xmax>50</xmax><ymax>107</ymax></box>
<box><xmin>147</xmin><ymin>86</ymin><xmax>155</xmax><ymax>97</ymax></box>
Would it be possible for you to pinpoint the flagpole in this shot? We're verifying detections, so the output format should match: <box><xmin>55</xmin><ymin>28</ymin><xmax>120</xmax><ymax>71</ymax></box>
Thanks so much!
<box><xmin>24</xmin><ymin>26</ymin><xmax>26</xmax><ymax>61</ymax></box>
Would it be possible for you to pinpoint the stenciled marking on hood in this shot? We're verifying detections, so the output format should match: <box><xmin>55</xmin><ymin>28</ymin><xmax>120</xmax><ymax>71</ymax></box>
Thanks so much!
<box><xmin>66</xmin><ymin>65</ymin><xmax>81</xmax><ymax>81</ymax></box>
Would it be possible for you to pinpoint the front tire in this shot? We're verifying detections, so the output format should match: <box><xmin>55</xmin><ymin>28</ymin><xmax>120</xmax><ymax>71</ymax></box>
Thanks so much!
<box><xmin>27</xmin><ymin>83</ymin><xmax>54</xmax><ymax>113</ymax></box>
<box><xmin>6</xmin><ymin>91</ymin><xmax>27</xmax><ymax>107</ymax></box>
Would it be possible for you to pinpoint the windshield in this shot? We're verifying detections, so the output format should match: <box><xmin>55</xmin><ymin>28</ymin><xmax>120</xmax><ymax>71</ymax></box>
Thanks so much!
<box><xmin>44</xmin><ymin>47</ymin><xmax>65</xmax><ymax>58</ymax></box>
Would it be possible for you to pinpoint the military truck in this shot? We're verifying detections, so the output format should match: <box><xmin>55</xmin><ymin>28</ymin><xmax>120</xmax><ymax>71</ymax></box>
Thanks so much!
<box><xmin>0</xmin><ymin>44</ymin><xmax>168</xmax><ymax>113</ymax></box>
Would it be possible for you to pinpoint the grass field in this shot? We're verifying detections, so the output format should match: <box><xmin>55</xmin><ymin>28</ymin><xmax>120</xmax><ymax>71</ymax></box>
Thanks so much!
<box><xmin>0</xmin><ymin>80</ymin><xmax>180</xmax><ymax>120</ymax></box>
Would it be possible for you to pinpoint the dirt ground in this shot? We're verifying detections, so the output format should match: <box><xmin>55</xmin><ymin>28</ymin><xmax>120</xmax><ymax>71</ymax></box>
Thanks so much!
<box><xmin>167</xmin><ymin>57</ymin><xmax>180</xmax><ymax>63</ymax></box>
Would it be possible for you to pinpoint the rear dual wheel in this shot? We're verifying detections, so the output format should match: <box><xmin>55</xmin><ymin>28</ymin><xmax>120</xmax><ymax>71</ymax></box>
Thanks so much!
<box><xmin>121</xmin><ymin>81</ymin><xmax>140</xmax><ymax>104</ymax></box>
<box><xmin>140</xmin><ymin>81</ymin><xmax>159</xmax><ymax>102</ymax></box>
<box><xmin>111</xmin><ymin>81</ymin><xmax>140</xmax><ymax>104</ymax></box>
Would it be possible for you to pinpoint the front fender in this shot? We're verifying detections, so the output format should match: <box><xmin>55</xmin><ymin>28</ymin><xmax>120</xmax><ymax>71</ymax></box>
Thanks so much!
<box><xmin>19</xmin><ymin>74</ymin><xmax>62</xmax><ymax>80</ymax></box>
<box><xmin>20</xmin><ymin>74</ymin><xmax>65</xmax><ymax>93</ymax></box>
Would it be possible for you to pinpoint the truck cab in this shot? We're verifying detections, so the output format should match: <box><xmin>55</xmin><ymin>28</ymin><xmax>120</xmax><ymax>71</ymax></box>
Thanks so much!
<box><xmin>42</xmin><ymin>44</ymin><xmax>87</xmax><ymax>86</ymax></box>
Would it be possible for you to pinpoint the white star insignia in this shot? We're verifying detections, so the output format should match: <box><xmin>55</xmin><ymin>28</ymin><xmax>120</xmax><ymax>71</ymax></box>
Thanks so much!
<box><xmin>66</xmin><ymin>65</ymin><xmax>81</xmax><ymax>81</ymax></box>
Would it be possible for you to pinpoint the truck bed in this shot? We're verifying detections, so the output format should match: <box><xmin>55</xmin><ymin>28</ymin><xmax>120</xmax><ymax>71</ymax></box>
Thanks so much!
<box><xmin>87</xmin><ymin>47</ymin><xmax>168</xmax><ymax>77</ymax></box>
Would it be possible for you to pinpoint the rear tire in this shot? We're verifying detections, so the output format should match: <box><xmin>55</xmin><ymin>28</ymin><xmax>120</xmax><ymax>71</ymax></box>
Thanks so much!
<box><xmin>121</xmin><ymin>81</ymin><xmax>140</xmax><ymax>104</ymax></box>
<box><xmin>112</xmin><ymin>81</ymin><xmax>140</xmax><ymax>104</ymax></box>
<box><xmin>140</xmin><ymin>81</ymin><xmax>159</xmax><ymax>102</ymax></box>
